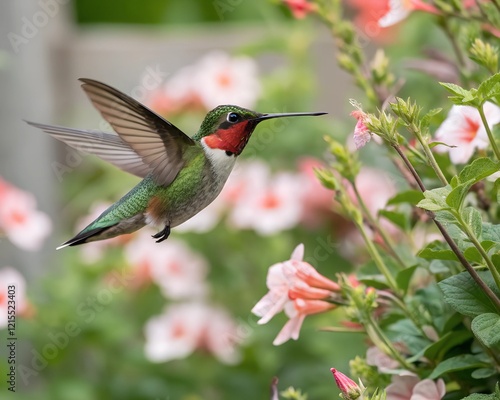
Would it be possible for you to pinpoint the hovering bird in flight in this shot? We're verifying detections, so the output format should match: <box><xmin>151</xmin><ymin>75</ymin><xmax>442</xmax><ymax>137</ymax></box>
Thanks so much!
<box><xmin>28</xmin><ymin>78</ymin><xmax>326</xmax><ymax>249</ymax></box>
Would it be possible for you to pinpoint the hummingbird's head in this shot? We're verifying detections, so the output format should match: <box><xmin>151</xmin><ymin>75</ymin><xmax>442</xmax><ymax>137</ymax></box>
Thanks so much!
<box><xmin>194</xmin><ymin>105</ymin><xmax>327</xmax><ymax>156</ymax></box>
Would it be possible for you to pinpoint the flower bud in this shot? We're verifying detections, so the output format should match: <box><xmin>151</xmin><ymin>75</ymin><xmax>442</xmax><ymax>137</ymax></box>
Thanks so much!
<box><xmin>331</xmin><ymin>368</ymin><xmax>363</xmax><ymax>400</ymax></box>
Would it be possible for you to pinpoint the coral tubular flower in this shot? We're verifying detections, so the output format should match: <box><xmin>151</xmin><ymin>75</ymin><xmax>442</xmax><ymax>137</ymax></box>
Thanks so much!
<box><xmin>273</xmin><ymin>299</ymin><xmax>335</xmax><ymax>345</ymax></box>
<box><xmin>378</xmin><ymin>0</ymin><xmax>440</xmax><ymax>28</ymax></box>
<box><xmin>331</xmin><ymin>368</ymin><xmax>363</xmax><ymax>400</ymax></box>
<box><xmin>288</xmin><ymin>281</ymin><xmax>333</xmax><ymax>300</ymax></box>
<box><xmin>283</xmin><ymin>0</ymin><xmax>317</xmax><ymax>19</ymax></box>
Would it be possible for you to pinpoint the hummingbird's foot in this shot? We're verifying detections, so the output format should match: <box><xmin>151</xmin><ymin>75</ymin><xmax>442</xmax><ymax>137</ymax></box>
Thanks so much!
<box><xmin>152</xmin><ymin>225</ymin><xmax>171</xmax><ymax>243</ymax></box>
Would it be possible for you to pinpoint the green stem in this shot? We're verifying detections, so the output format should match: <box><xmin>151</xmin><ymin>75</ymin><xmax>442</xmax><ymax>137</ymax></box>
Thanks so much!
<box><xmin>455</xmin><ymin>211</ymin><xmax>500</xmax><ymax>290</ymax></box>
<box><xmin>355</xmin><ymin>218</ymin><xmax>400</xmax><ymax>293</ymax></box>
<box><xmin>393</xmin><ymin>144</ymin><xmax>500</xmax><ymax>312</ymax></box>
<box><xmin>367</xmin><ymin>315</ymin><xmax>416</xmax><ymax>372</ymax></box>
<box><xmin>410</xmin><ymin>123</ymin><xmax>449</xmax><ymax>186</ymax></box>
<box><xmin>352</xmin><ymin>184</ymin><xmax>406</xmax><ymax>269</ymax></box>
<box><xmin>380</xmin><ymin>291</ymin><xmax>430</xmax><ymax>338</ymax></box>
<box><xmin>336</xmin><ymin>185</ymin><xmax>400</xmax><ymax>293</ymax></box>
<box><xmin>478</xmin><ymin>104</ymin><xmax>500</xmax><ymax>161</ymax></box>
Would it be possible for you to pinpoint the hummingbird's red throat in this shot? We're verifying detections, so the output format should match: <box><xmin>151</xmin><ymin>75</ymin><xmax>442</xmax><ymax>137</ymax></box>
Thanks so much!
<box><xmin>203</xmin><ymin>121</ymin><xmax>251</xmax><ymax>155</ymax></box>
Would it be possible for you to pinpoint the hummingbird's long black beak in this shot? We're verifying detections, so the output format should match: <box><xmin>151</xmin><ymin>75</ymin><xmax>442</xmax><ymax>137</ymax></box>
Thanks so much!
<box><xmin>253</xmin><ymin>112</ymin><xmax>327</xmax><ymax>122</ymax></box>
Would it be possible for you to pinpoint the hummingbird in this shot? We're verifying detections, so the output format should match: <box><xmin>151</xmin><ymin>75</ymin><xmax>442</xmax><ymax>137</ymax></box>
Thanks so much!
<box><xmin>27</xmin><ymin>78</ymin><xmax>326</xmax><ymax>249</ymax></box>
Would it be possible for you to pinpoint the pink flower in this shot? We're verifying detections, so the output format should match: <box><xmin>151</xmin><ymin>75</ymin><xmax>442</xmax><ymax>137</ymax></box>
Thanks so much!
<box><xmin>378</xmin><ymin>0</ymin><xmax>440</xmax><ymax>28</ymax></box>
<box><xmin>146</xmin><ymin>52</ymin><xmax>260</xmax><ymax>114</ymax></box>
<box><xmin>251</xmin><ymin>244</ymin><xmax>304</xmax><ymax>324</ymax></box>
<box><xmin>297</xmin><ymin>157</ymin><xmax>337</xmax><ymax>228</ymax></box>
<box><xmin>386</xmin><ymin>375</ymin><xmax>445</xmax><ymax>400</ymax></box>
<box><xmin>0</xmin><ymin>267</ymin><xmax>30</xmax><ymax>328</ymax></box>
<box><xmin>229</xmin><ymin>172</ymin><xmax>306</xmax><ymax>235</ymax></box>
<box><xmin>330</xmin><ymin>368</ymin><xmax>363</xmax><ymax>400</ymax></box>
<box><xmin>273</xmin><ymin>298</ymin><xmax>335</xmax><ymax>345</ymax></box>
<box><xmin>124</xmin><ymin>231</ymin><xmax>208</xmax><ymax>298</ymax></box>
<box><xmin>144</xmin><ymin>302</ymin><xmax>240</xmax><ymax>364</ymax></box>
<box><xmin>351</xmin><ymin>110</ymin><xmax>373</xmax><ymax>149</ymax></box>
<box><xmin>0</xmin><ymin>179</ymin><xmax>51</xmax><ymax>251</ymax></box>
<box><xmin>252</xmin><ymin>244</ymin><xmax>339</xmax><ymax>345</ymax></box>
<box><xmin>366</xmin><ymin>346</ymin><xmax>400</xmax><ymax>373</ymax></box>
<box><xmin>351</xmin><ymin>167</ymin><xmax>397</xmax><ymax>218</ymax></box>
<box><xmin>435</xmin><ymin>102</ymin><xmax>500</xmax><ymax>164</ymax></box>
<box><xmin>194</xmin><ymin>51</ymin><xmax>261</xmax><ymax>110</ymax></box>
<box><xmin>283</xmin><ymin>0</ymin><xmax>317</xmax><ymax>19</ymax></box>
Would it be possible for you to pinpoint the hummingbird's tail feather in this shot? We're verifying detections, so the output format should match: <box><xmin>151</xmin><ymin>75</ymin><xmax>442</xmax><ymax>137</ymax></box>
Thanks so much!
<box><xmin>56</xmin><ymin>226</ymin><xmax>115</xmax><ymax>250</ymax></box>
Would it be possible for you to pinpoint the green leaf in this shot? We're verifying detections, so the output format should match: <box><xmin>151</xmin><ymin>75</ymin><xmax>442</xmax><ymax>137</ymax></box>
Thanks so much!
<box><xmin>428</xmin><ymin>354</ymin><xmax>486</xmax><ymax>379</ymax></box>
<box><xmin>418</xmin><ymin>241</ymin><xmax>457</xmax><ymax>261</ymax></box>
<box><xmin>446</xmin><ymin>181</ymin><xmax>473</xmax><ymax>210</ymax></box>
<box><xmin>462</xmin><ymin>393</ymin><xmax>500</xmax><ymax>400</ymax></box>
<box><xmin>482</xmin><ymin>223</ymin><xmax>500</xmax><ymax>243</ymax></box>
<box><xmin>420</xmin><ymin>107</ymin><xmax>442</xmax><ymax>130</ymax></box>
<box><xmin>471</xmin><ymin>368</ymin><xmax>497</xmax><ymax>379</ymax></box>
<box><xmin>440</xmin><ymin>82</ymin><xmax>471</xmax><ymax>99</ymax></box>
<box><xmin>463</xmin><ymin>246</ymin><xmax>483</xmax><ymax>263</ymax></box>
<box><xmin>387</xmin><ymin>190</ymin><xmax>424</xmax><ymax>206</ymax></box>
<box><xmin>422</xmin><ymin>330</ymin><xmax>472</xmax><ymax>361</ymax></box>
<box><xmin>462</xmin><ymin>207</ymin><xmax>483</xmax><ymax>239</ymax></box>
<box><xmin>459</xmin><ymin>158</ymin><xmax>500</xmax><ymax>183</ymax></box>
<box><xmin>439</xmin><ymin>271</ymin><xmax>500</xmax><ymax>317</ymax></box>
<box><xmin>429</xmin><ymin>140</ymin><xmax>456</xmax><ymax>149</ymax></box>
<box><xmin>378</xmin><ymin>210</ymin><xmax>409</xmax><ymax>230</ymax></box>
<box><xmin>396</xmin><ymin>265</ymin><xmax>418</xmax><ymax>292</ymax></box>
<box><xmin>477</xmin><ymin>73</ymin><xmax>500</xmax><ymax>102</ymax></box>
<box><xmin>418</xmin><ymin>186</ymin><xmax>451</xmax><ymax>212</ymax></box>
<box><xmin>471</xmin><ymin>313</ymin><xmax>500</xmax><ymax>347</ymax></box>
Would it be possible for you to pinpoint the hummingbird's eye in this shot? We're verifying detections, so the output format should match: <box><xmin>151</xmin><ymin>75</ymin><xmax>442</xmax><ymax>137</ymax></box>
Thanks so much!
<box><xmin>227</xmin><ymin>112</ymin><xmax>240</xmax><ymax>123</ymax></box>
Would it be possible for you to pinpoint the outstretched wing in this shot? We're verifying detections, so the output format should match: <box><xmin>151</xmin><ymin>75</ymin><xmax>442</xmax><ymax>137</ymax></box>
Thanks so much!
<box><xmin>79</xmin><ymin>78</ymin><xmax>196</xmax><ymax>187</ymax></box>
<box><xmin>26</xmin><ymin>122</ymin><xmax>151</xmax><ymax>178</ymax></box>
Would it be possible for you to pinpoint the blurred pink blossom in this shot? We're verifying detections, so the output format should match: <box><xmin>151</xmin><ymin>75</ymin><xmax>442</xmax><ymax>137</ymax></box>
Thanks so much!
<box><xmin>0</xmin><ymin>177</ymin><xmax>51</xmax><ymax>251</ymax></box>
<box><xmin>148</xmin><ymin>52</ymin><xmax>260</xmax><ymax>114</ymax></box>
<box><xmin>144</xmin><ymin>302</ymin><xmax>241</xmax><ymax>364</ymax></box>
<box><xmin>378</xmin><ymin>0</ymin><xmax>439</xmax><ymax>28</ymax></box>
<box><xmin>194</xmin><ymin>51</ymin><xmax>261</xmax><ymax>110</ymax></box>
<box><xmin>351</xmin><ymin>167</ymin><xmax>397</xmax><ymax>218</ymax></box>
<box><xmin>252</xmin><ymin>244</ymin><xmax>338</xmax><ymax>345</ymax></box>
<box><xmin>229</xmin><ymin>172</ymin><xmax>306</xmax><ymax>235</ymax></box>
<box><xmin>283</xmin><ymin>0</ymin><xmax>317</xmax><ymax>19</ymax></box>
<box><xmin>297</xmin><ymin>157</ymin><xmax>336</xmax><ymax>228</ymax></box>
<box><xmin>435</xmin><ymin>102</ymin><xmax>500</xmax><ymax>164</ymax></box>
<box><xmin>124</xmin><ymin>231</ymin><xmax>208</xmax><ymax>298</ymax></box>
<box><xmin>386</xmin><ymin>375</ymin><xmax>445</xmax><ymax>400</ymax></box>
<box><xmin>366</xmin><ymin>346</ymin><xmax>400</xmax><ymax>373</ymax></box>
<box><xmin>0</xmin><ymin>267</ymin><xmax>30</xmax><ymax>328</ymax></box>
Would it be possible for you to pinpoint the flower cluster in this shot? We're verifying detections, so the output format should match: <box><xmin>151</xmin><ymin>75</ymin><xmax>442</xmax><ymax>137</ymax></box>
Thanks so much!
<box><xmin>0</xmin><ymin>176</ymin><xmax>51</xmax><ymax>251</ymax></box>
<box><xmin>252</xmin><ymin>244</ymin><xmax>339</xmax><ymax>345</ymax></box>
<box><xmin>146</xmin><ymin>51</ymin><xmax>261</xmax><ymax>115</ymax></box>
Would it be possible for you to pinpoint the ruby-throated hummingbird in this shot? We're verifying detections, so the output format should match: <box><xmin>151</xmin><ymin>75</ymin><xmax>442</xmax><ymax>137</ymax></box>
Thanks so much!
<box><xmin>28</xmin><ymin>78</ymin><xmax>326</xmax><ymax>249</ymax></box>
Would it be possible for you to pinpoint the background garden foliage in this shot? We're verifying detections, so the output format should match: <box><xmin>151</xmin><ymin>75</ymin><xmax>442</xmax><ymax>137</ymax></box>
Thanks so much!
<box><xmin>2</xmin><ymin>0</ymin><xmax>500</xmax><ymax>399</ymax></box>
